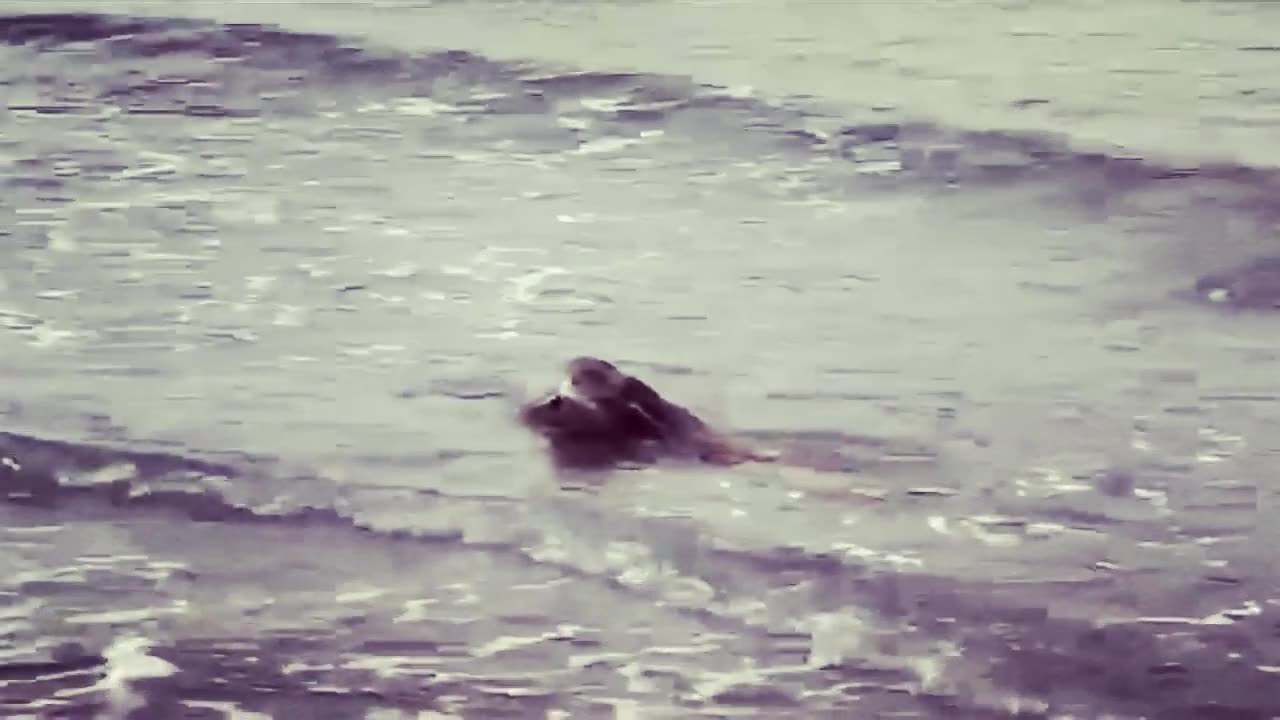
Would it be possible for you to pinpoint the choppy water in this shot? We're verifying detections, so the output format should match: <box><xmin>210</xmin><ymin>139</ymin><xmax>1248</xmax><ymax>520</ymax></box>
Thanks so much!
<box><xmin>2</xmin><ymin>3</ymin><xmax>1280</xmax><ymax>718</ymax></box>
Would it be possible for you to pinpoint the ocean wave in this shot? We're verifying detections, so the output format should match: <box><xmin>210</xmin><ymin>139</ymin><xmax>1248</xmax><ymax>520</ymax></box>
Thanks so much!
<box><xmin>5</xmin><ymin>424</ymin><xmax>1280</xmax><ymax>716</ymax></box>
<box><xmin>6</xmin><ymin>11</ymin><xmax>1280</xmax><ymax>203</ymax></box>
<box><xmin>6</xmin><ymin>11</ymin><xmax>1278</xmax><ymax>313</ymax></box>
<box><xmin>5</xmin><ymin>11</ymin><xmax>1280</xmax><ymax>714</ymax></box>
<box><xmin>1</xmin><ymin>429</ymin><xmax>282</xmax><ymax>519</ymax></box>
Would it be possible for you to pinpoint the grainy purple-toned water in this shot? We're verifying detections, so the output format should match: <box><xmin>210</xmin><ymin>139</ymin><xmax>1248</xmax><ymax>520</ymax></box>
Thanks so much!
<box><xmin>2</xmin><ymin>3</ymin><xmax>1280</xmax><ymax>718</ymax></box>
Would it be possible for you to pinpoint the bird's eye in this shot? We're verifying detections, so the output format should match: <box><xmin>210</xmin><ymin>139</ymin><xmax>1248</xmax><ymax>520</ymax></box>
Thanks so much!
<box><xmin>548</xmin><ymin>396</ymin><xmax>563</xmax><ymax>410</ymax></box>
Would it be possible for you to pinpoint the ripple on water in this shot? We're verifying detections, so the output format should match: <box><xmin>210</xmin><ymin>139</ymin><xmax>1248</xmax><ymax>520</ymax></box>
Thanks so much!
<box><xmin>6</xmin><ymin>8</ymin><xmax>1280</xmax><ymax>716</ymax></box>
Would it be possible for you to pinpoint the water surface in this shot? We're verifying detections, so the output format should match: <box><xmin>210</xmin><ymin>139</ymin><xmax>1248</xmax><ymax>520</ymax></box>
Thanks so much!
<box><xmin>2</xmin><ymin>4</ymin><xmax>1280</xmax><ymax>718</ymax></box>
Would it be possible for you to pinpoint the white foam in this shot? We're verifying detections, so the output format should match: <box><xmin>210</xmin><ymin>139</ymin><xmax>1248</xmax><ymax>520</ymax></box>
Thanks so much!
<box><xmin>94</xmin><ymin>635</ymin><xmax>178</xmax><ymax>720</ymax></box>
<box><xmin>573</xmin><ymin>136</ymin><xmax>643</xmax><ymax>155</ymax></box>
<box><xmin>185</xmin><ymin>700</ymin><xmax>273</xmax><ymax>719</ymax></box>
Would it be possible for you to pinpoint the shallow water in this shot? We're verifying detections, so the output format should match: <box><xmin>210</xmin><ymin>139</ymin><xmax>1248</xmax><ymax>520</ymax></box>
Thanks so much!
<box><xmin>2</xmin><ymin>4</ymin><xmax>1280</xmax><ymax>718</ymax></box>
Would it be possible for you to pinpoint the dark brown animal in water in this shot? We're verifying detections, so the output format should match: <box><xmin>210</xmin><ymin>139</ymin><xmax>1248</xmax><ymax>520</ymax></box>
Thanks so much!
<box><xmin>518</xmin><ymin>388</ymin><xmax>663</xmax><ymax>468</ymax></box>
<box><xmin>519</xmin><ymin>356</ymin><xmax>776</xmax><ymax>468</ymax></box>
